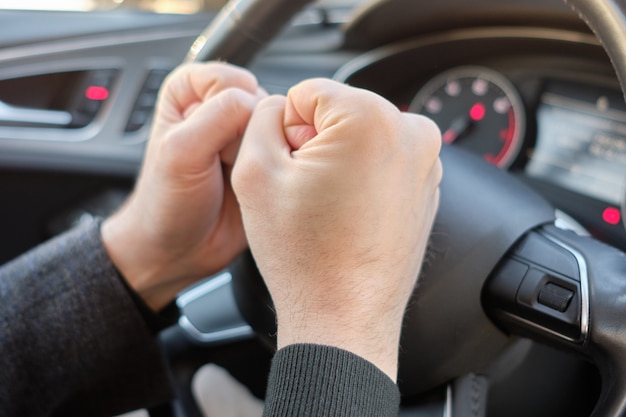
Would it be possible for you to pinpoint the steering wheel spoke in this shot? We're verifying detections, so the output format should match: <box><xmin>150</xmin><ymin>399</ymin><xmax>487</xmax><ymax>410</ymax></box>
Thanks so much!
<box><xmin>484</xmin><ymin>224</ymin><xmax>626</xmax><ymax>417</ymax></box>
<box><xmin>484</xmin><ymin>226</ymin><xmax>590</xmax><ymax>345</ymax></box>
<box><xmin>160</xmin><ymin>272</ymin><xmax>269</xmax><ymax>417</ymax></box>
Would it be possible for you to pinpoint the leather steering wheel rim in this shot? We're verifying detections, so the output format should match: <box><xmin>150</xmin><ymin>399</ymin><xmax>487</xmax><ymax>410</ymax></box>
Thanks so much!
<box><xmin>566</xmin><ymin>0</ymin><xmax>626</xmax><ymax>97</ymax></box>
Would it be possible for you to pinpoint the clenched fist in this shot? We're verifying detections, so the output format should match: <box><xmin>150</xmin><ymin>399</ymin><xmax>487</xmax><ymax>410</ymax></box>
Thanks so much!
<box><xmin>102</xmin><ymin>62</ymin><xmax>265</xmax><ymax>311</ymax></box>
<box><xmin>233</xmin><ymin>79</ymin><xmax>442</xmax><ymax>380</ymax></box>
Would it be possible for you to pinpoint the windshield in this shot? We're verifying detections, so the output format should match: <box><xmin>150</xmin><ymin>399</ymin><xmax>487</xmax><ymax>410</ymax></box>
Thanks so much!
<box><xmin>0</xmin><ymin>0</ymin><xmax>227</xmax><ymax>13</ymax></box>
<box><xmin>0</xmin><ymin>0</ymin><xmax>357</xmax><ymax>13</ymax></box>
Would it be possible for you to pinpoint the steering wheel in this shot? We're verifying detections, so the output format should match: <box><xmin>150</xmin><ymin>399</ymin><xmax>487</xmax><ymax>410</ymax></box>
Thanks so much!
<box><xmin>160</xmin><ymin>0</ymin><xmax>626</xmax><ymax>416</ymax></box>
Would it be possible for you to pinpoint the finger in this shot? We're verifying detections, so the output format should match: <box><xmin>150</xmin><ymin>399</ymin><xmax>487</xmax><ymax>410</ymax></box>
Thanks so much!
<box><xmin>162</xmin><ymin>88</ymin><xmax>261</xmax><ymax>175</ymax></box>
<box><xmin>282</xmin><ymin>79</ymin><xmax>334</xmax><ymax>151</ymax></box>
<box><xmin>285</xmin><ymin>79</ymin><xmax>410</xmax><ymax>162</ymax></box>
<box><xmin>217</xmin><ymin>90</ymin><xmax>271</xmax><ymax>167</ymax></box>
<box><xmin>283</xmin><ymin>94</ymin><xmax>318</xmax><ymax>151</ymax></box>
<box><xmin>285</xmin><ymin>78</ymin><xmax>399</xmax><ymax>141</ymax></box>
<box><xmin>182</xmin><ymin>85</ymin><xmax>268</xmax><ymax>123</ymax></box>
<box><xmin>256</xmin><ymin>86</ymin><xmax>269</xmax><ymax>99</ymax></box>
<box><xmin>233</xmin><ymin>95</ymin><xmax>291</xmax><ymax>196</ymax></box>
<box><xmin>221</xmin><ymin>86</ymin><xmax>271</xmax><ymax>161</ymax></box>
<box><xmin>158</xmin><ymin>62</ymin><xmax>259</xmax><ymax>123</ymax></box>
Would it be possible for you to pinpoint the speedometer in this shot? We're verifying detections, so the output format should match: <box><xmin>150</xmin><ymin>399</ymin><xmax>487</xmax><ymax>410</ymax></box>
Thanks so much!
<box><xmin>410</xmin><ymin>66</ymin><xmax>525</xmax><ymax>168</ymax></box>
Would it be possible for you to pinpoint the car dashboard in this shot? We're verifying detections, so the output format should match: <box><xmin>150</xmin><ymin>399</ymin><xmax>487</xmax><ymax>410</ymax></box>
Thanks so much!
<box><xmin>0</xmin><ymin>2</ymin><xmax>624</xmax><ymax>256</ymax></box>
<box><xmin>252</xmin><ymin>9</ymin><xmax>626</xmax><ymax>253</ymax></box>
<box><xmin>329</xmin><ymin>26</ymin><xmax>626</xmax><ymax>251</ymax></box>
<box><xmin>0</xmin><ymin>1</ymin><xmax>624</xmax><ymax>416</ymax></box>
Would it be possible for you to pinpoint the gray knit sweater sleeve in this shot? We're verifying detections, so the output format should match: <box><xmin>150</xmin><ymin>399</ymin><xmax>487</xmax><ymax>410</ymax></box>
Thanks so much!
<box><xmin>0</xmin><ymin>220</ymin><xmax>172</xmax><ymax>417</ymax></box>
<box><xmin>263</xmin><ymin>344</ymin><xmax>400</xmax><ymax>417</ymax></box>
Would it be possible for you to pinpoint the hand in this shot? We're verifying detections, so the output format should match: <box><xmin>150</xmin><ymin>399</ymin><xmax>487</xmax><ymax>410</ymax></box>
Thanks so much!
<box><xmin>102</xmin><ymin>62</ymin><xmax>265</xmax><ymax>311</ymax></box>
<box><xmin>232</xmin><ymin>79</ymin><xmax>442</xmax><ymax>380</ymax></box>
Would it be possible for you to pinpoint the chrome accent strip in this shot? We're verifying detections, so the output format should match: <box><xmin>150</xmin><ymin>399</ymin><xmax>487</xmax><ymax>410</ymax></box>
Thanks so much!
<box><xmin>554</xmin><ymin>209</ymin><xmax>591</xmax><ymax>236</ymax></box>
<box><xmin>543</xmin><ymin>233</ymin><xmax>590</xmax><ymax>342</ymax></box>
<box><xmin>0</xmin><ymin>57</ymin><xmax>123</xmax><ymax>83</ymax></box>
<box><xmin>444</xmin><ymin>384</ymin><xmax>453</xmax><ymax>417</ymax></box>
<box><xmin>0</xmin><ymin>29</ymin><xmax>201</xmax><ymax>63</ymax></box>
<box><xmin>497</xmin><ymin>310</ymin><xmax>580</xmax><ymax>343</ymax></box>
<box><xmin>177</xmin><ymin>272</ymin><xmax>254</xmax><ymax>345</ymax></box>
<box><xmin>177</xmin><ymin>272</ymin><xmax>232</xmax><ymax>308</ymax></box>
<box><xmin>333</xmin><ymin>27</ymin><xmax>600</xmax><ymax>82</ymax></box>
<box><xmin>0</xmin><ymin>100</ymin><xmax>71</xmax><ymax>126</ymax></box>
<box><xmin>178</xmin><ymin>316</ymin><xmax>254</xmax><ymax>344</ymax></box>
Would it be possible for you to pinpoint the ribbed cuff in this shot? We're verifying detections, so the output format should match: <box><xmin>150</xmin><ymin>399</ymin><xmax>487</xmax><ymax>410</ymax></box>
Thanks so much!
<box><xmin>263</xmin><ymin>344</ymin><xmax>400</xmax><ymax>417</ymax></box>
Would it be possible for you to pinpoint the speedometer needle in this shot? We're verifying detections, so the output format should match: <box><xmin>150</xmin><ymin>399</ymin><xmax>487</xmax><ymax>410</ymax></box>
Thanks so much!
<box><xmin>442</xmin><ymin>117</ymin><xmax>472</xmax><ymax>144</ymax></box>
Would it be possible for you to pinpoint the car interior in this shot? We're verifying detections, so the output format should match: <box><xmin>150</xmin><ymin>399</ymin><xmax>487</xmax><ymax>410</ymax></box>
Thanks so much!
<box><xmin>1</xmin><ymin>0</ymin><xmax>625</xmax><ymax>416</ymax></box>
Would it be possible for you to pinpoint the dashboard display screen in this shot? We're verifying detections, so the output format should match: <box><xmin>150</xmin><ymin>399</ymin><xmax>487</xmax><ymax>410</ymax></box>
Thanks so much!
<box><xmin>526</xmin><ymin>81</ymin><xmax>626</xmax><ymax>205</ymax></box>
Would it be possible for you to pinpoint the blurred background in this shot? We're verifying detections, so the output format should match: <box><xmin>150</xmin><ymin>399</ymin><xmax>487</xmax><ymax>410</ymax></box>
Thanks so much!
<box><xmin>0</xmin><ymin>0</ymin><xmax>358</xmax><ymax>13</ymax></box>
<box><xmin>1</xmin><ymin>0</ymin><xmax>230</xmax><ymax>13</ymax></box>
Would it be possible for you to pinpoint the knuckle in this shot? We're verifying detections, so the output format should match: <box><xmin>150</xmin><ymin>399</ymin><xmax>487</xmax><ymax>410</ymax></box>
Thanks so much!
<box><xmin>232</xmin><ymin>157</ymin><xmax>263</xmax><ymax>201</ymax></box>
<box><xmin>421</xmin><ymin>116</ymin><xmax>443</xmax><ymax>151</ymax></box>
<box><xmin>160</xmin><ymin>64</ymin><xmax>189</xmax><ymax>93</ymax></box>
<box><xmin>214</xmin><ymin>88</ymin><xmax>253</xmax><ymax>114</ymax></box>
<box><xmin>291</xmin><ymin>78</ymin><xmax>336</xmax><ymax>95</ymax></box>
<box><xmin>154</xmin><ymin>129</ymin><xmax>187</xmax><ymax>173</ymax></box>
<box><xmin>405</xmin><ymin>113</ymin><xmax>442</xmax><ymax>158</ymax></box>
<box><xmin>204</xmin><ymin>62</ymin><xmax>258</xmax><ymax>93</ymax></box>
<box><xmin>433</xmin><ymin>157</ymin><xmax>444</xmax><ymax>186</ymax></box>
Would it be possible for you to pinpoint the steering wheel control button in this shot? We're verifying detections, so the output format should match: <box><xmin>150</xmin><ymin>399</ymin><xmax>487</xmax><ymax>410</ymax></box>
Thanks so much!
<box><xmin>516</xmin><ymin>268</ymin><xmax>549</xmax><ymax>306</ymax></box>
<box><xmin>515</xmin><ymin>270</ymin><xmax>581</xmax><ymax>339</ymax></box>
<box><xmin>484</xmin><ymin>228</ymin><xmax>587</xmax><ymax>343</ymax></box>
<box><xmin>483</xmin><ymin>259</ymin><xmax>528</xmax><ymax>306</ymax></box>
<box><xmin>538</xmin><ymin>282</ymin><xmax>575</xmax><ymax>312</ymax></box>
<box><xmin>513</xmin><ymin>232</ymin><xmax>580</xmax><ymax>281</ymax></box>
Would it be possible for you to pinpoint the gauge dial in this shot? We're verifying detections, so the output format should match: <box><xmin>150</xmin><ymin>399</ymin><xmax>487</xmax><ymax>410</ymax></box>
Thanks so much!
<box><xmin>410</xmin><ymin>66</ymin><xmax>525</xmax><ymax>168</ymax></box>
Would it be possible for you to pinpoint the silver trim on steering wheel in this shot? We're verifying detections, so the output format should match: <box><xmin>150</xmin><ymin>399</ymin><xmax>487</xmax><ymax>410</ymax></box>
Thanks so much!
<box><xmin>177</xmin><ymin>272</ymin><xmax>254</xmax><ymax>345</ymax></box>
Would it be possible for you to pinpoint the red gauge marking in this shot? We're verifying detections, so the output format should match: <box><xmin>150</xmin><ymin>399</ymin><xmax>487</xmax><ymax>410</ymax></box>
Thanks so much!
<box><xmin>397</xmin><ymin>104</ymin><xmax>410</xmax><ymax>111</ymax></box>
<box><xmin>602</xmin><ymin>207</ymin><xmax>621</xmax><ymax>225</ymax></box>
<box><xmin>85</xmin><ymin>86</ymin><xmax>109</xmax><ymax>101</ymax></box>
<box><xmin>442</xmin><ymin>129</ymin><xmax>457</xmax><ymax>144</ymax></box>
<box><xmin>469</xmin><ymin>102</ymin><xmax>486</xmax><ymax>121</ymax></box>
<box><xmin>442</xmin><ymin>117</ymin><xmax>471</xmax><ymax>144</ymax></box>
<box><xmin>485</xmin><ymin>108</ymin><xmax>516</xmax><ymax>167</ymax></box>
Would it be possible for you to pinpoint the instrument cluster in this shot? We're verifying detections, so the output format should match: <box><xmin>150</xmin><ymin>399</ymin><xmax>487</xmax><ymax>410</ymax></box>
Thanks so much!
<box><xmin>334</xmin><ymin>30</ymin><xmax>626</xmax><ymax>248</ymax></box>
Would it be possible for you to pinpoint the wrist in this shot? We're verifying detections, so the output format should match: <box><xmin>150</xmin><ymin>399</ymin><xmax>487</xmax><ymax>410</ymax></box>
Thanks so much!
<box><xmin>275</xmin><ymin>310</ymin><xmax>403</xmax><ymax>382</ymax></box>
<box><xmin>101</xmin><ymin>208</ymin><xmax>188</xmax><ymax>311</ymax></box>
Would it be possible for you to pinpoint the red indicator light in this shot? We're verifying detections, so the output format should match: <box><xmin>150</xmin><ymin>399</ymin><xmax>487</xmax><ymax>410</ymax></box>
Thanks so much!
<box><xmin>442</xmin><ymin>130</ymin><xmax>456</xmax><ymax>144</ymax></box>
<box><xmin>85</xmin><ymin>86</ymin><xmax>109</xmax><ymax>101</ymax></box>
<box><xmin>602</xmin><ymin>207</ymin><xmax>621</xmax><ymax>225</ymax></box>
<box><xmin>470</xmin><ymin>102</ymin><xmax>486</xmax><ymax>121</ymax></box>
<box><xmin>397</xmin><ymin>104</ymin><xmax>410</xmax><ymax>112</ymax></box>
